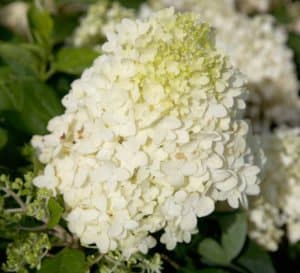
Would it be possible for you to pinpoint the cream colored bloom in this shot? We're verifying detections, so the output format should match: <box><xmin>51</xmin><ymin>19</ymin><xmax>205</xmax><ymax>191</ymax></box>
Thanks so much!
<box><xmin>249</xmin><ymin>128</ymin><xmax>300</xmax><ymax>250</ymax></box>
<box><xmin>148</xmin><ymin>0</ymin><xmax>300</xmax><ymax>131</ymax></box>
<box><xmin>32</xmin><ymin>9</ymin><xmax>263</xmax><ymax>257</ymax></box>
<box><xmin>235</xmin><ymin>0</ymin><xmax>272</xmax><ymax>13</ymax></box>
<box><xmin>71</xmin><ymin>0</ymin><xmax>134</xmax><ymax>50</ymax></box>
<box><xmin>0</xmin><ymin>1</ymin><xmax>29</xmax><ymax>37</ymax></box>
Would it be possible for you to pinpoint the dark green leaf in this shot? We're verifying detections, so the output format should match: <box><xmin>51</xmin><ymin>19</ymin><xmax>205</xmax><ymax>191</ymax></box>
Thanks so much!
<box><xmin>0</xmin><ymin>26</ymin><xmax>15</xmax><ymax>41</ymax></box>
<box><xmin>28</xmin><ymin>4</ymin><xmax>53</xmax><ymax>47</ymax></box>
<box><xmin>52</xmin><ymin>15</ymin><xmax>78</xmax><ymax>44</ymax></box>
<box><xmin>47</xmin><ymin>197</ymin><xmax>64</xmax><ymax>228</ymax></box>
<box><xmin>198</xmin><ymin>238</ymin><xmax>230</xmax><ymax>265</ymax></box>
<box><xmin>219</xmin><ymin>211</ymin><xmax>247</xmax><ymax>261</ymax></box>
<box><xmin>0</xmin><ymin>127</ymin><xmax>8</xmax><ymax>149</ymax></box>
<box><xmin>54</xmin><ymin>47</ymin><xmax>99</xmax><ymax>75</ymax></box>
<box><xmin>237</xmin><ymin>241</ymin><xmax>276</xmax><ymax>273</ymax></box>
<box><xmin>119</xmin><ymin>0</ymin><xmax>144</xmax><ymax>9</ymax></box>
<box><xmin>0</xmin><ymin>68</ymin><xmax>63</xmax><ymax>134</ymax></box>
<box><xmin>288</xmin><ymin>33</ymin><xmax>300</xmax><ymax>73</ymax></box>
<box><xmin>0</xmin><ymin>42</ymin><xmax>41</xmax><ymax>77</ymax></box>
<box><xmin>198</xmin><ymin>269</ymin><xmax>231</xmax><ymax>273</ymax></box>
<box><xmin>38</xmin><ymin>248</ymin><xmax>87</xmax><ymax>273</ymax></box>
<box><xmin>272</xmin><ymin>4</ymin><xmax>292</xmax><ymax>24</ymax></box>
<box><xmin>0</xmin><ymin>67</ymin><xmax>26</xmax><ymax>111</ymax></box>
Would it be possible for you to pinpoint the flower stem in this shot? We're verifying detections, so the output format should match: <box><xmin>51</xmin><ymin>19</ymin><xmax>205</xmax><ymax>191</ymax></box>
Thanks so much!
<box><xmin>1</xmin><ymin>187</ymin><xmax>26</xmax><ymax>210</ymax></box>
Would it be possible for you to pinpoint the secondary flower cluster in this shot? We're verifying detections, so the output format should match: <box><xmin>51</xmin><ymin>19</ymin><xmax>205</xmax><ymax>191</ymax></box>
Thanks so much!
<box><xmin>235</xmin><ymin>0</ymin><xmax>272</xmax><ymax>13</ymax></box>
<box><xmin>149</xmin><ymin>0</ymin><xmax>235</xmax><ymax>12</ymax></box>
<box><xmin>0</xmin><ymin>1</ymin><xmax>29</xmax><ymax>37</ymax></box>
<box><xmin>249</xmin><ymin>128</ymin><xmax>300</xmax><ymax>250</ymax></box>
<box><xmin>148</xmin><ymin>0</ymin><xmax>300</xmax><ymax>131</ymax></box>
<box><xmin>32</xmin><ymin>9</ymin><xmax>263</xmax><ymax>257</ymax></box>
<box><xmin>71</xmin><ymin>0</ymin><xmax>134</xmax><ymax>50</ymax></box>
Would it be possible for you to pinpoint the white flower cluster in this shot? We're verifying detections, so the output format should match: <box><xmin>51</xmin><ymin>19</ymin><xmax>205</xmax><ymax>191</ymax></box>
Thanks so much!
<box><xmin>71</xmin><ymin>0</ymin><xmax>134</xmax><ymax>50</ymax></box>
<box><xmin>149</xmin><ymin>0</ymin><xmax>235</xmax><ymax>12</ymax></box>
<box><xmin>32</xmin><ymin>9</ymin><xmax>263</xmax><ymax>257</ymax></box>
<box><xmin>148</xmin><ymin>0</ymin><xmax>300</xmax><ymax>131</ymax></box>
<box><xmin>249</xmin><ymin>128</ymin><xmax>300</xmax><ymax>250</ymax></box>
<box><xmin>0</xmin><ymin>1</ymin><xmax>29</xmax><ymax>37</ymax></box>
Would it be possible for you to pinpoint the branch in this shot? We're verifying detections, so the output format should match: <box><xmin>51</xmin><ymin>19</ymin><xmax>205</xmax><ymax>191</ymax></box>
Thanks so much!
<box><xmin>161</xmin><ymin>254</ymin><xmax>181</xmax><ymax>271</ymax></box>
<box><xmin>19</xmin><ymin>224</ymin><xmax>48</xmax><ymax>232</ymax></box>
<box><xmin>5</xmin><ymin>208</ymin><xmax>26</xmax><ymax>213</ymax></box>
<box><xmin>1</xmin><ymin>187</ymin><xmax>26</xmax><ymax>210</ymax></box>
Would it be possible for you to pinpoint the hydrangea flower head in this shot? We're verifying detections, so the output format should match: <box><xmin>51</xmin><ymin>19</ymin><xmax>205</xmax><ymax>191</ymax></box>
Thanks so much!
<box><xmin>32</xmin><ymin>8</ymin><xmax>263</xmax><ymax>257</ymax></box>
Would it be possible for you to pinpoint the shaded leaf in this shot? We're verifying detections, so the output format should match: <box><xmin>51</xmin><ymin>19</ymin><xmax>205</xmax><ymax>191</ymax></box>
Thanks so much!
<box><xmin>0</xmin><ymin>68</ymin><xmax>63</xmax><ymax>134</ymax></box>
<box><xmin>52</xmin><ymin>15</ymin><xmax>78</xmax><ymax>44</ymax></box>
<box><xmin>288</xmin><ymin>33</ymin><xmax>300</xmax><ymax>73</ymax></box>
<box><xmin>54</xmin><ymin>47</ymin><xmax>98</xmax><ymax>75</ymax></box>
<box><xmin>0</xmin><ymin>127</ymin><xmax>8</xmax><ymax>149</ymax></box>
<box><xmin>47</xmin><ymin>197</ymin><xmax>64</xmax><ymax>228</ymax></box>
<box><xmin>198</xmin><ymin>238</ymin><xmax>230</xmax><ymax>265</ymax></box>
<box><xmin>219</xmin><ymin>211</ymin><xmax>247</xmax><ymax>261</ymax></box>
<box><xmin>198</xmin><ymin>269</ymin><xmax>231</xmax><ymax>273</ymax></box>
<box><xmin>0</xmin><ymin>42</ymin><xmax>41</xmax><ymax>77</ymax></box>
<box><xmin>28</xmin><ymin>4</ymin><xmax>53</xmax><ymax>47</ymax></box>
<box><xmin>237</xmin><ymin>241</ymin><xmax>276</xmax><ymax>273</ymax></box>
<box><xmin>119</xmin><ymin>0</ymin><xmax>145</xmax><ymax>9</ymax></box>
<box><xmin>38</xmin><ymin>248</ymin><xmax>87</xmax><ymax>273</ymax></box>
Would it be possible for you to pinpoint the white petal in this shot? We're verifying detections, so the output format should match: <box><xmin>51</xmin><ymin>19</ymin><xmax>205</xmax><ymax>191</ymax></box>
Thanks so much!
<box><xmin>195</xmin><ymin>196</ymin><xmax>215</xmax><ymax>217</ymax></box>
<box><xmin>207</xmin><ymin>154</ymin><xmax>224</xmax><ymax>169</ymax></box>
<box><xmin>182</xmin><ymin>162</ymin><xmax>197</xmax><ymax>176</ymax></box>
<box><xmin>181</xmin><ymin>211</ymin><xmax>197</xmax><ymax>231</ymax></box>
<box><xmin>208</xmin><ymin>104</ymin><xmax>227</xmax><ymax>118</ymax></box>
<box><xmin>97</xmin><ymin>233</ymin><xmax>110</xmax><ymax>253</ymax></box>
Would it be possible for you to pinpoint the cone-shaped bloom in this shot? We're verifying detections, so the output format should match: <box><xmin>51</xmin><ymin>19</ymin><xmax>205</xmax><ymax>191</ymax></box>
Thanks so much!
<box><xmin>32</xmin><ymin>9</ymin><xmax>263</xmax><ymax>257</ymax></box>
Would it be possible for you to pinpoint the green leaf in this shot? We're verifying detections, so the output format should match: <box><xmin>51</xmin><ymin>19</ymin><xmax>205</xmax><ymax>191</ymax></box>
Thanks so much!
<box><xmin>47</xmin><ymin>197</ymin><xmax>64</xmax><ymax>228</ymax></box>
<box><xmin>198</xmin><ymin>238</ymin><xmax>230</xmax><ymax>265</ymax></box>
<box><xmin>54</xmin><ymin>47</ymin><xmax>99</xmax><ymax>75</ymax></box>
<box><xmin>0</xmin><ymin>42</ymin><xmax>41</xmax><ymax>77</ymax></box>
<box><xmin>0</xmin><ymin>68</ymin><xmax>63</xmax><ymax>134</ymax></box>
<box><xmin>272</xmin><ymin>4</ymin><xmax>292</xmax><ymax>24</ymax></box>
<box><xmin>219</xmin><ymin>211</ymin><xmax>247</xmax><ymax>261</ymax></box>
<box><xmin>28</xmin><ymin>4</ymin><xmax>53</xmax><ymax>47</ymax></box>
<box><xmin>0</xmin><ymin>127</ymin><xmax>8</xmax><ymax>149</ymax></box>
<box><xmin>237</xmin><ymin>241</ymin><xmax>276</xmax><ymax>273</ymax></box>
<box><xmin>0</xmin><ymin>67</ymin><xmax>26</xmax><ymax>111</ymax></box>
<box><xmin>52</xmin><ymin>15</ymin><xmax>78</xmax><ymax>44</ymax></box>
<box><xmin>38</xmin><ymin>248</ymin><xmax>87</xmax><ymax>273</ymax></box>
